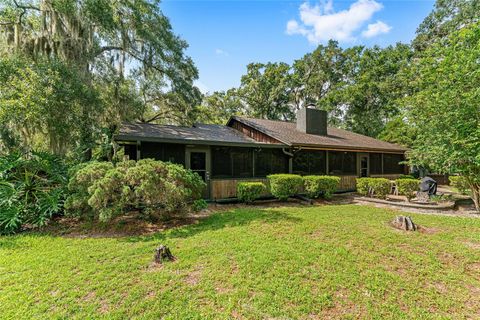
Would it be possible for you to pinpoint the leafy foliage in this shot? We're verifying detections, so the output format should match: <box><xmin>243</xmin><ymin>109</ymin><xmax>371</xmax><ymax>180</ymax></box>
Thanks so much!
<box><xmin>449</xmin><ymin>176</ymin><xmax>470</xmax><ymax>195</ymax></box>
<box><xmin>65</xmin><ymin>159</ymin><xmax>205</xmax><ymax>222</ymax></box>
<box><xmin>267</xmin><ymin>174</ymin><xmax>303</xmax><ymax>201</ymax></box>
<box><xmin>237</xmin><ymin>182</ymin><xmax>266</xmax><ymax>204</ymax></box>
<box><xmin>414</xmin><ymin>0</ymin><xmax>480</xmax><ymax>50</ymax></box>
<box><xmin>397</xmin><ymin>175</ymin><xmax>415</xmax><ymax>180</ymax></box>
<box><xmin>404</xmin><ymin>22</ymin><xmax>480</xmax><ymax>211</ymax></box>
<box><xmin>395</xmin><ymin>179</ymin><xmax>420</xmax><ymax>201</ymax></box>
<box><xmin>192</xmin><ymin>199</ymin><xmax>208</xmax><ymax>212</ymax></box>
<box><xmin>0</xmin><ymin>0</ymin><xmax>200</xmax><ymax>157</ymax></box>
<box><xmin>0</xmin><ymin>152</ymin><xmax>69</xmax><ymax>234</ymax></box>
<box><xmin>303</xmin><ymin>175</ymin><xmax>340</xmax><ymax>199</ymax></box>
<box><xmin>356</xmin><ymin>178</ymin><xmax>391</xmax><ymax>199</ymax></box>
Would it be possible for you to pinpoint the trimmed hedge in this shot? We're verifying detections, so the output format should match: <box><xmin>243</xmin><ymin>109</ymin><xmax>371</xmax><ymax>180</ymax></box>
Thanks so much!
<box><xmin>303</xmin><ymin>175</ymin><xmax>340</xmax><ymax>199</ymax></box>
<box><xmin>398</xmin><ymin>174</ymin><xmax>415</xmax><ymax>180</ymax></box>
<box><xmin>356</xmin><ymin>178</ymin><xmax>391</xmax><ymax>198</ymax></box>
<box><xmin>396</xmin><ymin>178</ymin><xmax>419</xmax><ymax>200</ymax></box>
<box><xmin>237</xmin><ymin>182</ymin><xmax>266</xmax><ymax>204</ymax></box>
<box><xmin>449</xmin><ymin>176</ymin><xmax>470</xmax><ymax>195</ymax></box>
<box><xmin>267</xmin><ymin>174</ymin><xmax>303</xmax><ymax>201</ymax></box>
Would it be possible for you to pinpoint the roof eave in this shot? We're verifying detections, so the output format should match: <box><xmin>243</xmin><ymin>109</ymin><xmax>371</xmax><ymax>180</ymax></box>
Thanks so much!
<box><xmin>114</xmin><ymin>134</ymin><xmax>286</xmax><ymax>148</ymax></box>
<box><xmin>290</xmin><ymin>143</ymin><xmax>407</xmax><ymax>153</ymax></box>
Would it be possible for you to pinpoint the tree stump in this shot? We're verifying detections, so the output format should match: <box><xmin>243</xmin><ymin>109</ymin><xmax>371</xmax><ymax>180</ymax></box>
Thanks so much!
<box><xmin>391</xmin><ymin>216</ymin><xmax>417</xmax><ymax>231</ymax></box>
<box><xmin>154</xmin><ymin>245</ymin><xmax>175</xmax><ymax>264</ymax></box>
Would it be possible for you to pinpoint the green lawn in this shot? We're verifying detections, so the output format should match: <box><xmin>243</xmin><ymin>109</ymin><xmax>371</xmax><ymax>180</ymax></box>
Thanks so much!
<box><xmin>1</xmin><ymin>204</ymin><xmax>480</xmax><ymax>319</ymax></box>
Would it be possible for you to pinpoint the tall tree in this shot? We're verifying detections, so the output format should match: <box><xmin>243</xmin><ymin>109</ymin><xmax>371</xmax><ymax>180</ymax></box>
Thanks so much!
<box><xmin>339</xmin><ymin>44</ymin><xmax>413</xmax><ymax>137</ymax></box>
<box><xmin>0</xmin><ymin>0</ymin><xmax>199</xmax><ymax>157</ymax></box>
<box><xmin>238</xmin><ymin>62</ymin><xmax>293</xmax><ymax>120</ymax></box>
<box><xmin>193</xmin><ymin>90</ymin><xmax>243</xmax><ymax>125</ymax></box>
<box><xmin>414</xmin><ymin>0</ymin><xmax>480</xmax><ymax>50</ymax></box>
<box><xmin>290</xmin><ymin>40</ymin><xmax>347</xmax><ymax>122</ymax></box>
<box><xmin>405</xmin><ymin>23</ymin><xmax>480</xmax><ymax>211</ymax></box>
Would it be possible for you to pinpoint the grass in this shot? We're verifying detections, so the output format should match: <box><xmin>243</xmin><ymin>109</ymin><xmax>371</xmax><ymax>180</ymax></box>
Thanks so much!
<box><xmin>1</xmin><ymin>204</ymin><xmax>480</xmax><ymax>319</ymax></box>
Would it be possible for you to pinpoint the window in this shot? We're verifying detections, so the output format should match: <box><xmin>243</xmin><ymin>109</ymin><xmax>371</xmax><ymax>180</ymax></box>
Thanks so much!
<box><xmin>328</xmin><ymin>151</ymin><xmax>356</xmax><ymax>175</ymax></box>
<box><xmin>370</xmin><ymin>153</ymin><xmax>382</xmax><ymax>174</ymax></box>
<box><xmin>140</xmin><ymin>142</ymin><xmax>185</xmax><ymax>165</ymax></box>
<box><xmin>383</xmin><ymin>153</ymin><xmax>404</xmax><ymax>174</ymax></box>
<box><xmin>254</xmin><ymin>148</ymin><xmax>288</xmax><ymax>177</ymax></box>
<box><xmin>292</xmin><ymin>150</ymin><xmax>326</xmax><ymax>175</ymax></box>
<box><xmin>211</xmin><ymin>147</ymin><xmax>253</xmax><ymax>178</ymax></box>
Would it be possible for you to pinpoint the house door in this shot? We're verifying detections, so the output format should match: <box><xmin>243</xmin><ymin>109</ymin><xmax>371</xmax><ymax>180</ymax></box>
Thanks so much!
<box><xmin>359</xmin><ymin>153</ymin><xmax>369</xmax><ymax>177</ymax></box>
<box><xmin>186</xmin><ymin>147</ymin><xmax>210</xmax><ymax>198</ymax></box>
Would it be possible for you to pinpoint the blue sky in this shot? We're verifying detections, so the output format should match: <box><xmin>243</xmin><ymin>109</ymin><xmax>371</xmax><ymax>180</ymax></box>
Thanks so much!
<box><xmin>161</xmin><ymin>0</ymin><xmax>435</xmax><ymax>93</ymax></box>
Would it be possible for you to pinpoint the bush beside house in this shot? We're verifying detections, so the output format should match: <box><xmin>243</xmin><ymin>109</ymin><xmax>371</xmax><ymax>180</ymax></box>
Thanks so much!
<box><xmin>237</xmin><ymin>182</ymin><xmax>266</xmax><ymax>203</ymax></box>
<box><xmin>396</xmin><ymin>178</ymin><xmax>419</xmax><ymax>201</ymax></box>
<box><xmin>303</xmin><ymin>175</ymin><xmax>340</xmax><ymax>199</ymax></box>
<box><xmin>356</xmin><ymin>178</ymin><xmax>391</xmax><ymax>198</ymax></box>
<box><xmin>267</xmin><ymin>174</ymin><xmax>303</xmax><ymax>201</ymax></box>
<box><xmin>66</xmin><ymin>159</ymin><xmax>205</xmax><ymax>222</ymax></box>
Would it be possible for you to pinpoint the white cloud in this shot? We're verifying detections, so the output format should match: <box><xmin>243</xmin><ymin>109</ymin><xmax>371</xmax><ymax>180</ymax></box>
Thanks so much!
<box><xmin>215</xmin><ymin>48</ymin><xmax>229</xmax><ymax>57</ymax></box>
<box><xmin>361</xmin><ymin>20</ymin><xmax>391</xmax><ymax>38</ymax></box>
<box><xmin>286</xmin><ymin>0</ymin><xmax>390</xmax><ymax>44</ymax></box>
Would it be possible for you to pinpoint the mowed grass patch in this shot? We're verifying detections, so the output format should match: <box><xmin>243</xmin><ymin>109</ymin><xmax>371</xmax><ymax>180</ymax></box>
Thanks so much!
<box><xmin>1</xmin><ymin>204</ymin><xmax>480</xmax><ymax>319</ymax></box>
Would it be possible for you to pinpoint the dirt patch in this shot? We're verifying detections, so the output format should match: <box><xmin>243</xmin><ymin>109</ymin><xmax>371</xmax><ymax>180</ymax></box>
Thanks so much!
<box><xmin>316</xmin><ymin>289</ymin><xmax>364</xmax><ymax>319</ymax></box>
<box><xmin>417</xmin><ymin>226</ymin><xmax>441</xmax><ymax>234</ymax></box>
<box><xmin>463</xmin><ymin>241</ymin><xmax>480</xmax><ymax>250</ymax></box>
<box><xmin>98</xmin><ymin>299</ymin><xmax>109</xmax><ymax>314</ymax></box>
<box><xmin>40</xmin><ymin>210</ymin><xmax>212</xmax><ymax>238</ymax></box>
<box><xmin>185</xmin><ymin>266</ymin><xmax>203</xmax><ymax>286</ymax></box>
<box><xmin>82</xmin><ymin>291</ymin><xmax>96</xmax><ymax>302</ymax></box>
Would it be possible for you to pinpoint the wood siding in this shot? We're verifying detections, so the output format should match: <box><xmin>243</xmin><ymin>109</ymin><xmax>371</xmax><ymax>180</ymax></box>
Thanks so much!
<box><xmin>211</xmin><ymin>178</ymin><xmax>269</xmax><ymax>199</ymax></box>
<box><xmin>230</xmin><ymin>120</ymin><xmax>282</xmax><ymax>144</ymax></box>
<box><xmin>338</xmin><ymin>176</ymin><xmax>357</xmax><ymax>191</ymax></box>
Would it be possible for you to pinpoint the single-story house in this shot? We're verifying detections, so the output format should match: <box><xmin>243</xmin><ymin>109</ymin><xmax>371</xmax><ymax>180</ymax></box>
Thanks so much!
<box><xmin>115</xmin><ymin>108</ymin><xmax>407</xmax><ymax>199</ymax></box>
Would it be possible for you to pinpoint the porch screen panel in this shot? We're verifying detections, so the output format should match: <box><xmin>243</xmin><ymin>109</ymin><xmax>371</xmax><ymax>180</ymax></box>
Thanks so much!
<box><xmin>369</xmin><ymin>153</ymin><xmax>382</xmax><ymax>174</ymax></box>
<box><xmin>211</xmin><ymin>147</ymin><xmax>231</xmax><ymax>178</ymax></box>
<box><xmin>140</xmin><ymin>142</ymin><xmax>185</xmax><ymax>165</ymax></box>
<box><xmin>254</xmin><ymin>149</ymin><xmax>288</xmax><ymax>177</ymax></box>
<box><xmin>232</xmin><ymin>148</ymin><xmax>253</xmax><ymax>178</ymax></box>
<box><xmin>163</xmin><ymin>144</ymin><xmax>186</xmax><ymax>165</ymax></box>
<box><xmin>292</xmin><ymin>150</ymin><xmax>326</xmax><ymax>175</ymax></box>
<box><xmin>383</xmin><ymin>153</ymin><xmax>404</xmax><ymax>174</ymax></box>
<box><xmin>328</xmin><ymin>151</ymin><xmax>357</xmax><ymax>175</ymax></box>
<box><xmin>212</xmin><ymin>147</ymin><xmax>254</xmax><ymax>178</ymax></box>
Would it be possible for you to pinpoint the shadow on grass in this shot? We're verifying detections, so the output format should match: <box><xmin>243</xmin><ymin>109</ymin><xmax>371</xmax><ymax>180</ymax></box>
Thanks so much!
<box><xmin>124</xmin><ymin>208</ymin><xmax>302</xmax><ymax>243</ymax></box>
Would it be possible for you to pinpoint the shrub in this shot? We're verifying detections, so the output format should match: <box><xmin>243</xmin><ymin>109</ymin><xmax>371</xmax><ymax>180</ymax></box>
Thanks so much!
<box><xmin>303</xmin><ymin>175</ymin><xmax>340</xmax><ymax>199</ymax></box>
<box><xmin>0</xmin><ymin>152</ymin><xmax>69</xmax><ymax>234</ymax></box>
<box><xmin>398</xmin><ymin>174</ymin><xmax>415</xmax><ymax>180</ymax></box>
<box><xmin>449</xmin><ymin>176</ymin><xmax>470</xmax><ymax>195</ymax></box>
<box><xmin>64</xmin><ymin>161</ymin><xmax>114</xmax><ymax>218</ymax></box>
<box><xmin>65</xmin><ymin>159</ymin><xmax>206</xmax><ymax>222</ymax></box>
<box><xmin>356</xmin><ymin>178</ymin><xmax>391</xmax><ymax>198</ymax></box>
<box><xmin>237</xmin><ymin>182</ymin><xmax>266</xmax><ymax>203</ymax></box>
<box><xmin>267</xmin><ymin>174</ymin><xmax>303</xmax><ymax>201</ymax></box>
<box><xmin>192</xmin><ymin>199</ymin><xmax>208</xmax><ymax>212</ymax></box>
<box><xmin>396</xmin><ymin>178</ymin><xmax>419</xmax><ymax>201</ymax></box>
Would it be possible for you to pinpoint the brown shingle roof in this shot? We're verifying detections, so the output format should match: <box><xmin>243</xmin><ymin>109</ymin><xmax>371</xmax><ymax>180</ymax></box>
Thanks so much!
<box><xmin>231</xmin><ymin>116</ymin><xmax>407</xmax><ymax>153</ymax></box>
<box><xmin>116</xmin><ymin>122</ymin><xmax>281</xmax><ymax>146</ymax></box>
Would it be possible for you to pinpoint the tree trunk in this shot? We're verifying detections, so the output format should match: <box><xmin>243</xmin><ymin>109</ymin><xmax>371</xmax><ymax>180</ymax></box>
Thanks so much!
<box><xmin>470</xmin><ymin>184</ymin><xmax>480</xmax><ymax>213</ymax></box>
